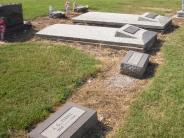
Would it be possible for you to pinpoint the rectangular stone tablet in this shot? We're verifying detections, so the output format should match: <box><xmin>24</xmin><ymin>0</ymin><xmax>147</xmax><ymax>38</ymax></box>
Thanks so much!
<box><xmin>123</xmin><ymin>26</ymin><xmax>140</xmax><ymax>34</ymax></box>
<box><xmin>121</xmin><ymin>50</ymin><xmax>150</xmax><ymax>78</ymax></box>
<box><xmin>29</xmin><ymin>103</ymin><xmax>97</xmax><ymax>138</ymax></box>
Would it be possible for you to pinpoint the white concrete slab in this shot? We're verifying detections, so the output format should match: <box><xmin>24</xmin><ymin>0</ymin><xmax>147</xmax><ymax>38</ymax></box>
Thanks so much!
<box><xmin>73</xmin><ymin>12</ymin><xmax>172</xmax><ymax>31</ymax></box>
<box><xmin>36</xmin><ymin>24</ymin><xmax>157</xmax><ymax>51</ymax></box>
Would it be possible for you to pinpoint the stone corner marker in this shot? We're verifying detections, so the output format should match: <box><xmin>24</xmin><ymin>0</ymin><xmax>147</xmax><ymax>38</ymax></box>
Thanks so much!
<box><xmin>121</xmin><ymin>50</ymin><xmax>150</xmax><ymax>78</ymax></box>
<box><xmin>29</xmin><ymin>103</ymin><xmax>97</xmax><ymax>138</ymax></box>
<box><xmin>177</xmin><ymin>0</ymin><xmax>184</xmax><ymax>17</ymax></box>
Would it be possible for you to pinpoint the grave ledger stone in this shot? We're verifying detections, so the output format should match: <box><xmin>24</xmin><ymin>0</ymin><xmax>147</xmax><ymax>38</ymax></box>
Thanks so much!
<box><xmin>36</xmin><ymin>24</ymin><xmax>157</xmax><ymax>51</ymax></box>
<box><xmin>121</xmin><ymin>50</ymin><xmax>150</xmax><ymax>78</ymax></box>
<box><xmin>29</xmin><ymin>102</ymin><xmax>97</xmax><ymax>138</ymax></box>
<box><xmin>73</xmin><ymin>12</ymin><xmax>172</xmax><ymax>31</ymax></box>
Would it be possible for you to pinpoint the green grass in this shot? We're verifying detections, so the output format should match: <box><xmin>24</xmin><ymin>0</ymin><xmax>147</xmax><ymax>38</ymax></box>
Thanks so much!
<box><xmin>0</xmin><ymin>0</ymin><xmax>180</xmax><ymax>19</ymax></box>
<box><xmin>117</xmin><ymin>27</ymin><xmax>184</xmax><ymax>137</ymax></box>
<box><xmin>0</xmin><ymin>43</ymin><xmax>99</xmax><ymax>137</ymax></box>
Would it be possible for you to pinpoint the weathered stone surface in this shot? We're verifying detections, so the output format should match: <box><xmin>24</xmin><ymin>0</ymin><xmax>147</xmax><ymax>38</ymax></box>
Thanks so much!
<box><xmin>29</xmin><ymin>103</ymin><xmax>97</xmax><ymax>138</ymax></box>
<box><xmin>36</xmin><ymin>24</ymin><xmax>157</xmax><ymax>51</ymax></box>
<box><xmin>121</xmin><ymin>50</ymin><xmax>150</xmax><ymax>78</ymax></box>
<box><xmin>72</xmin><ymin>12</ymin><xmax>172</xmax><ymax>31</ymax></box>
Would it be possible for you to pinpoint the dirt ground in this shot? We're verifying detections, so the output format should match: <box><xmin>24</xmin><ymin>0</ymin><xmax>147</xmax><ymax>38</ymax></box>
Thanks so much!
<box><xmin>2</xmin><ymin>15</ymin><xmax>182</xmax><ymax>138</ymax></box>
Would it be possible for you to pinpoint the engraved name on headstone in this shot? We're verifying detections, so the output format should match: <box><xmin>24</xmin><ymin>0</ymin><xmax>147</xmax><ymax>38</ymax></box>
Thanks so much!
<box><xmin>29</xmin><ymin>103</ymin><xmax>97</xmax><ymax>138</ymax></box>
<box><xmin>41</xmin><ymin>107</ymin><xmax>85</xmax><ymax>138</ymax></box>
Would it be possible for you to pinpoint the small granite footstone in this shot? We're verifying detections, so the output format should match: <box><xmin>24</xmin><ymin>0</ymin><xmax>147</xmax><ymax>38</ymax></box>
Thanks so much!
<box><xmin>121</xmin><ymin>51</ymin><xmax>150</xmax><ymax>78</ymax></box>
<box><xmin>29</xmin><ymin>103</ymin><xmax>97</xmax><ymax>138</ymax></box>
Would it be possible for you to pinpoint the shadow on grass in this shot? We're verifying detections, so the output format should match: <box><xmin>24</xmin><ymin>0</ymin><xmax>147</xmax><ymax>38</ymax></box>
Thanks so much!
<box><xmin>164</xmin><ymin>23</ymin><xmax>179</xmax><ymax>34</ymax></box>
<box><xmin>83</xmin><ymin>121</ymin><xmax>112</xmax><ymax>138</ymax></box>
<box><xmin>144</xmin><ymin>62</ymin><xmax>159</xmax><ymax>79</ymax></box>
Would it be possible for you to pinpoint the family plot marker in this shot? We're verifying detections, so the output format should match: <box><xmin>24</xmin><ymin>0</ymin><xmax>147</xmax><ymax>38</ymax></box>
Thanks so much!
<box><xmin>72</xmin><ymin>12</ymin><xmax>172</xmax><ymax>31</ymax></box>
<box><xmin>36</xmin><ymin>24</ymin><xmax>157</xmax><ymax>51</ymax></box>
<box><xmin>121</xmin><ymin>51</ymin><xmax>150</xmax><ymax>78</ymax></box>
<box><xmin>29</xmin><ymin>103</ymin><xmax>97</xmax><ymax>138</ymax></box>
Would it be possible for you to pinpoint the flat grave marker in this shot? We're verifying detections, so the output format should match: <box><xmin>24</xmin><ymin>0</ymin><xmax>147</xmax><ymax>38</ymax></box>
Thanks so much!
<box><xmin>29</xmin><ymin>103</ymin><xmax>97</xmax><ymax>138</ymax></box>
<box><xmin>121</xmin><ymin>50</ymin><xmax>150</xmax><ymax>78</ymax></box>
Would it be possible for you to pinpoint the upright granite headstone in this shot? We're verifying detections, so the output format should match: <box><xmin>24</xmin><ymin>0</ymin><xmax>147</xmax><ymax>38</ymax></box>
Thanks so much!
<box><xmin>121</xmin><ymin>50</ymin><xmax>150</xmax><ymax>78</ymax></box>
<box><xmin>29</xmin><ymin>103</ymin><xmax>97</xmax><ymax>138</ymax></box>
<box><xmin>0</xmin><ymin>3</ymin><xmax>23</xmax><ymax>28</ymax></box>
<box><xmin>177</xmin><ymin>0</ymin><xmax>184</xmax><ymax>17</ymax></box>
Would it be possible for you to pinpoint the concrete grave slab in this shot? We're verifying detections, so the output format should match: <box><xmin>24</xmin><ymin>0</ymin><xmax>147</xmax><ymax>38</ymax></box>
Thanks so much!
<box><xmin>121</xmin><ymin>50</ymin><xmax>150</xmax><ymax>78</ymax></box>
<box><xmin>29</xmin><ymin>103</ymin><xmax>97</xmax><ymax>138</ymax></box>
<box><xmin>72</xmin><ymin>12</ymin><xmax>172</xmax><ymax>31</ymax></box>
<box><xmin>36</xmin><ymin>24</ymin><xmax>157</xmax><ymax>51</ymax></box>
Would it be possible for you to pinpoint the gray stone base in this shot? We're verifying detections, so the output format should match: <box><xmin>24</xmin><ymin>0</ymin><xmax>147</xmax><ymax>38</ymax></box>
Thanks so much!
<box><xmin>49</xmin><ymin>11</ymin><xmax>66</xmax><ymax>18</ymax></box>
<box><xmin>177</xmin><ymin>10</ymin><xmax>184</xmax><ymax>17</ymax></box>
<box><xmin>29</xmin><ymin>103</ymin><xmax>97</xmax><ymax>138</ymax></box>
<box><xmin>121</xmin><ymin>51</ymin><xmax>150</xmax><ymax>78</ymax></box>
<box><xmin>74</xmin><ymin>5</ymin><xmax>88</xmax><ymax>13</ymax></box>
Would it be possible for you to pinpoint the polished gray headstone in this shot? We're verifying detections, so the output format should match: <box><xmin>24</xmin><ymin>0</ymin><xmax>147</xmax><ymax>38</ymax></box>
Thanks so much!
<box><xmin>72</xmin><ymin>12</ymin><xmax>172</xmax><ymax>31</ymax></box>
<box><xmin>36</xmin><ymin>24</ymin><xmax>157</xmax><ymax>51</ymax></box>
<box><xmin>0</xmin><ymin>3</ymin><xmax>23</xmax><ymax>28</ymax></box>
<box><xmin>29</xmin><ymin>103</ymin><xmax>97</xmax><ymax>138</ymax></box>
<box><xmin>121</xmin><ymin>50</ymin><xmax>150</xmax><ymax>78</ymax></box>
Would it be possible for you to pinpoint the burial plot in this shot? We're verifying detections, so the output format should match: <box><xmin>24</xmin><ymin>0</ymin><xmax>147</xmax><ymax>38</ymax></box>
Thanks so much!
<box><xmin>29</xmin><ymin>103</ymin><xmax>97</xmax><ymax>138</ymax></box>
<box><xmin>72</xmin><ymin>12</ymin><xmax>172</xmax><ymax>31</ymax></box>
<box><xmin>36</xmin><ymin>24</ymin><xmax>157</xmax><ymax>51</ymax></box>
<box><xmin>121</xmin><ymin>50</ymin><xmax>150</xmax><ymax>78</ymax></box>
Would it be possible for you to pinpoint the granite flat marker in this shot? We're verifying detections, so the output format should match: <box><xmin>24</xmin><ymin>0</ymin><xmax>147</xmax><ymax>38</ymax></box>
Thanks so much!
<box><xmin>29</xmin><ymin>103</ymin><xmax>97</xmax><ymax>138</ymax></box>
<box><xmin>121</xmin><ymin>50</ymin><xmax>150</xmax><ymax>78</ymax></box>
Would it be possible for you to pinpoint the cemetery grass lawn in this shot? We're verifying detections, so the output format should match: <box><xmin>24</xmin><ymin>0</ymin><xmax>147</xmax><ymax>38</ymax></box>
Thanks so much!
<box><xmin>0</xmin><ymin>43</ymin><xmax>99</xmax><ymax>137</ymax></box>
<box><xmin>0</xmin><ymin>0</ymin><xmax>180</xmax><ymax>19</ymax></box>
<box><xmin>116</xmin><ymin>27</ymin><xmax>184</xmax><ymax>137</ymax></box>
